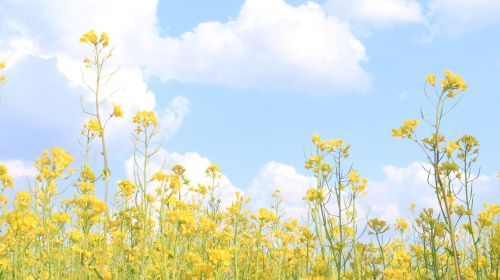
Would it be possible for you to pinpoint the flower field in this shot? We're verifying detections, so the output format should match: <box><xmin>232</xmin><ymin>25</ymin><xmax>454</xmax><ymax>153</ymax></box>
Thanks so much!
<box><xmin>0</xmin><ymin>31</ymin><xmax>498</xmax><ymax>280</ymax></box>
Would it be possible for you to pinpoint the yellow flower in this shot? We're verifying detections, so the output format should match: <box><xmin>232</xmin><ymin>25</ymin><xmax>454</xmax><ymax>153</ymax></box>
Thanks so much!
<box><xmin>118</xmin><ymin>180</ymin><xmax>137</xmax><ymax>197</ymax></box>
<box><xmin>312</xmin><ymin>133</ymin><xmax>320</xmax><ymax>145</ymax></box>
<box><xmin>51</xmin><ymin>147</ymin><xmax>73</xmax><ymax>175</ymax></box>
<box><xmin>207</xmin><ymin>249</ymin><xmax>232</xmax><ymax>266</ymax></box>
<box><xmin>205</xmin><ymin>163</ymin><xmax>221</xmax><ymax>179</ymax></box>
<box><xmin>425</xmin><ymin>73</ymin><xmax>436</xmax><ymax>86</ymax></box>
<box><xmin>392</xmin><ymin>119</ymin><xmax>419</xmax><ymax>138</ymax></box>
<box><xmin>172</xmin><ymin>164</ymin><xmax>186</xmax><ymax>176</ymax></box>
<box><xmin>409</xmin><ymin>202</ymin><xmax>416</xmax><ymax>211</ymax></box>
<box><xmin>392</xmin><ymin>128</ymin><xmax>404</xmax><ymax>138</ymax></box>
<box><xmin>169</xmin><ymin>176</ymin><xmax>181</xmax><ymax>191</ymax></box>
<box><xmin>0</xmin><ymin>62</ymin><xmax>5</xmax><ymax>84</ymax></box>
<box><xmin>349</xmin><ymin>170</ymin><xmax>360</xmax><ymax>184</ymax></box>
<box><xmin>112</xmin><ymin>103</ymin><xmax>124</xmax><ymax>118</ymax></box>
<box><xmin>146</xmin><ymin>194</ymin><xmax>155</xmax><ymax>203</ymax></box>
<box><xmin>84</xmin><ymin>118</ymin><xmax>102</xmax><ymax>136</ymax></box>
<box><xmin>34</xmin><ymin>148</ymin><xmax>73</xmax><ymax>180</ymax></box>
<box><xmin>151</xmin><ymin>171</ymin><xmax>168</xmax><ymax>181</ymax></box>
<box><xmin>353</xmin><ymin>178</ymin><xmax>368</xmax><ymax>195</ymax></box>
<box><xmin>440</xmin><ymin>69</ymin><xmax>468</xmax><ymax>91</ymax></box>
<box><xmin>132</xmin><ymin>111</ymin><xmax>158</xmax><ymax>133</ymax></box>
<box><xmin>0</xmin><ymin>164</ymin><xmax>14</xmax><ymax>189</ymax></box>
<box><xmin>304</xmin><ymin>187</ymin><xmax>326</xmax><ymax>202</ymax></box>
<box><xmin>52</xmin><ymin>212</ymin><xmax>71</xmax><ymax>224</ymax></box>
<box><xmin>439</xmin><ymin>161</ymin><xmax>459</xmax><ymax>176</ymax></box>
<box><xmin>15</xmin><ymin>191</ymin><xmax>31</xmax><ymax>209</ymax></box>
<box><xmin>80</xmin><ymin>164</ymin><xmax>96</xmax><ymax>182</ymax></box>
<box><xmin>197</xmin><ymin>184</ymin><xmax>207</xmax><ymax>195</ymax></box>
<box><xmin>445</xmin><ymin>140</ymin><xmax>460</xmax><ymax>156</ymax></box>
<box><xmin>256</xmin><ymin>207</ymin><xmax>277</xmax><ymax>223</ymax></box>
<box><xmin>99</xmin><ymin>32</ymin><xmax>109</xmax><ymax>47</ymax></box>
<box><xmin>368</xmin><ymin>218</ymin><xmax>389</xmax><ymax>234</ymax></box>
<box><xmin>78</xmin><ymin>182</ymin><xmax>95</xmax><ymax>192</ymax></box>
<box><xmin>395</xmin><ymin>218</ymin><xmax>409</xmax><ymax>233</ymax></box>
<box><xmin>80</xmin><ymin>30</ymin><xmax>98</xmax><ymax>45</ymax></box>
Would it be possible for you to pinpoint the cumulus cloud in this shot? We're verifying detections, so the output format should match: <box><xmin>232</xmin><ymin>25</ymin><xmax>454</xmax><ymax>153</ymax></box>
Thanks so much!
<box><xmin>2</xmin><ymin>0</ymin><xmax>500</xmax><ymax>103</ymax></box>
<box><xmin>158</xmin><ymin>96</ymin><xmax>190</xmax><ymax>140</ymax></box>
<box><xmin>0</xmin><ymin>159</ymin><xmax>36</xmax><ymax>178</ymax></box>
<box><xmin>362</xmin><ymin>161</ymin><xmax>499</xmax><ymax>222</ymax></box>
<box><xmin>427</xmin><ymin>0</ymin><xmax>500</xmax><ymax>35</ymax></box>
<box><xmin>243</xmin><ymin>161</ymin><xmax>498</xmax><ymax>223</ymax></box>
<box><xmin>0</xmin><ymin>0</ymin><xmax>185</xmax><ymax>147</ymax></box>
<box><xmin>0</xmin><ymin>0</ymin><xmax>375</xmax><ymax>164</ymax></box>
<box><xmin>124</xmin><ymin>149</ymin><xmax>241</xmax><ymax>206</ymax></box>
<box><xmin>324</xmin><ymin>0</ymin><xmax>424</xmax><ymax>28</ymax></box>
<box><xmin>243</xmin><ymin>161</ymin><xmax>433</xmax><ymax>222</ymax></box>
<box><xmin>2</xmin><ymin>0</ymin><xmax>371</xmax><ymax>95</ymax></box>
<box><xmin>122</xmin><ymin>151</ymin><xmax>499</xmax><ymax>223</ymax></box>
<box><xmin>0</xmin><ymin>37</ymin><xmax>38</xmax><ymax>69</ymax></box>
<box><xmin>145</xmin><ymin>0</ymin><xmax>371</xmax><ymax>93</ymax></box>
<box><xmin>123</xmin><ymin>156</ymin><xmax>315</xmax><ymax>218</ymax></box>
<box><xmin>324</xmin><ymin>0</ymin><xmax>500</xmax><ymax>36</ymax></box>
<box><xmin>245</xmin><ymin>161</ymin><xmax>315</xmax><ymax>219</ymax></box>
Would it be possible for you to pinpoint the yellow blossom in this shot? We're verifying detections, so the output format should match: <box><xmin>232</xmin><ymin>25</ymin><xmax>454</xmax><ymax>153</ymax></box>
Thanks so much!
<box><xmin>440</xmin><ymin>69</ymin><xmax>468</xmax><ymax>91</ymax></box>
<box><xmin>349</xmin><ymin>170</ymin><xmax>360</xmax><ymax>184</ymax></box>
<box><xmin>118</xmin><ymin>180</ymin><xmax>136</xmax><ymax>197</ymax></box>
<box><xmin>395</xmin><ymin>218</ymin><xmax>409</xmax><ymax>233</ymax></box>
<box><xmin>99</xmin><ymin>32</ymin><xmax>109</xmax><ymax>47</ymax></box>
<box><xmin>15</xmin><ymin>191</ymin><xmax>31</xmax><ymax>209</ymax></box>
<box><xmin>445</xmin><ymin>140</ymin><xmax>460</xmax><ymax>156</ymax></box>
<box><xmin>0</xmin><ymin>164</ymin><xmax>14</xmax><ymax>189</ymax></box>
<box><xmin>312</xmin><ymin>133</ymin><xmax>320</xmax><ymax>145</ymax></box>
<box><xmin>132</xmin><ymin>111</ymin><xmax>157</xmax><ymax>134</ymax></box>
<box><xmin>112</xmin><ymin>103</ymin><xmax>124</xmax><ymax>118</ymax></box>
<box><xmin>425</xmin><ymin>73</ymin><xmax>436</xmax><ymax>86</ymax></box>
<box><xmin>392</xmin><ymin>119</ymin><xmax>419</xmax><ymax>138</ymax></box>
<box><xmin>84</xmin><ymin>118</ymin><xmax>102</xmax><ymax>136</ymax></box>
<box><xmin>80</xmin><ymin>30</ymin><xmax>98</xmax><ymax>45</ymax></box>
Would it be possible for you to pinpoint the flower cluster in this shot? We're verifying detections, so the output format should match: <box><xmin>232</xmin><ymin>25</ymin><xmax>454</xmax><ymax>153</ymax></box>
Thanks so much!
<box><xmin>0</xmin><ymin>32</ymin><xmax>497</xmax><ymax>280</ymax></box>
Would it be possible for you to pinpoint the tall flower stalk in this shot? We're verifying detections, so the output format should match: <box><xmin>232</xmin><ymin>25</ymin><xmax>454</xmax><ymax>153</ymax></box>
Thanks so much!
<box><xmin>393</xmin><ymin>69</ymin><xmax>469</xmax><ymax>280</ymax></box>
<box><xmin>80</xmin><ymin>29</ymin><xmax>122</xmax><ymax>270</ymax></box>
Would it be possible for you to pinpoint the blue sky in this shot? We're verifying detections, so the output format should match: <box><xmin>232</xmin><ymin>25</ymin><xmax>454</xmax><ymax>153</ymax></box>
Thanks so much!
<box><xmin>0</xmin><ymin>0</ymin><xmax>499</xmax><ymax>220</ymax></box>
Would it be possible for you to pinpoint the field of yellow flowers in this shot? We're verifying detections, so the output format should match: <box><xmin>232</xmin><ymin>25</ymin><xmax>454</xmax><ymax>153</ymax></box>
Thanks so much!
<box><xmin>0</xmin><ymin>31</ymin><xmax>498</xmax><ymax>280</ymax></box>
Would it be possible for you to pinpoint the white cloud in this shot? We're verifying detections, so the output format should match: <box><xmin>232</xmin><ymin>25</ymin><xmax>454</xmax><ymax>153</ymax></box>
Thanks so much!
<box><xmin>0</xmin><ymin>159</ymin><xmax>36</xmax><ymax>178</ymax></box>
<box><xmin>246</xmin><ymin>161</ymin><xmax>315</xmax><ymax>219</ymax></box>
<box><xmin>2</xmin><ymin>0</ymin><xmax>371</xmax><ymax>97</ymax></box>
<box><xmin>363</xmin><ymin>161</ymin><xmax>500</xmax><ymax>222</ymax></box>
<box><xmin>427</xmin><ymin>0</ymin><xmax>500</xmax><ymax>35</ymax></box>
<box><xmin>123</xmin><ymin>155</ymin><xmax>315</xmax><ymax>217</ymax></box>
<box><xmin>324</xmin><ymin>0</ymin><xmax>424</xmax><ymax>28</ymax></box>
<box><xmin>0</xmin><ymin>0</ymin><xmax>373</xmax><ymax>163</ymax></box>
<box><xmin>56</xmin><ymin>56</ymin><xmax>157</xmax><ymax>115</ymax></box>
<box><xmin>0</xmin><ymin>0</ymin><xmax>185</xmax><ymax>146</ymax></box>
<box><xmin>371</xmin><ymin>203</ymin><xmax>400</xmax><ymax>222</ymax></box>
<box><xmin>124</xmin><ymin>149</ymin><xmax>241</xmax><ymax>206</ymax></box>
<box><xmin>158</xmin><ymin>96</ymin><xmax>190</xmax><ymax>140</ymax></box>
<box><xmin>145</xmin><ymin>0</ymin><xmax>371</xmax><ymax>93</ymax></box>
<box><xmin>0</xmin><ymin>37</ymin><xmax>38</xmax><ymax>69</ymax></box>
<box><xmin>122</xmin><ymin>152</ymin><xmax>499</xmax><ymax>223</ymax></box>
<box><xmin>324</xmin><ymin>0</ymin><xmax>500</xmax><ymax>36</ymax></box>
<box><xmin>362</xmin><ymin>162</ymin><xmax>436</xmax><ymax>221</ymax></box>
